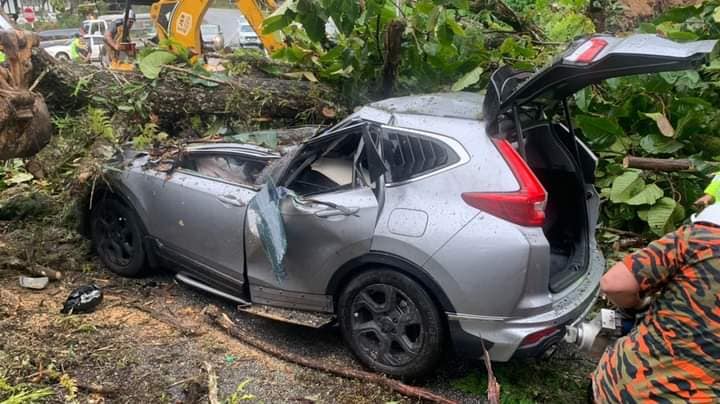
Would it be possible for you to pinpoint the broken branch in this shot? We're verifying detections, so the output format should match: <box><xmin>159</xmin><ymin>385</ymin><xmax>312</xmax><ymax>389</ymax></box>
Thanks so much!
<box><xmin>623</xmin><ymin>156</ymin><xmax>693</xmax><ymax>172</ymax></box>
<box><xmin>76</xmin><ymin>382</ymin><xmax>117</xmax><ymax>396</ymax></box>
<box><xmin>205</xmin><ymin>362</ymin><xmax>220</xmax><ymax>404</ymax></box>
<box><xmin>204</xmin><ymin>305</ymin><xmax>457</xmax><ymax>404</ymax></box>
<box><xmin>130</xmin><ymin>303</ymin><xmax>204</xmax><ymax>337</ymax></box>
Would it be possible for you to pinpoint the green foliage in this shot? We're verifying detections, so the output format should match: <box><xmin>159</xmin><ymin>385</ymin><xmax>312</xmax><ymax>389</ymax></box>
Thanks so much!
<box><xmin>450</xmin><ymin>359</ymin><xmax>588</xmax><ymax>403</ymax></box>
<box><xmin>264</xmin><ymin>0</ymin><xmax>552</xmax><ymax>102</ymax></box>
<box><xmin>577</xmin><ymin>2</ymin><xmax>720</xmax><ymax>235</ymax></box>
<box><xmin>0</xmin><ymin>375</ymin><xmax>54</xmax><ymax>404</ymax></box>
<box><xmin>87</xmin><ymin>107</ymin><xmax>116</xmax><ymax>142</ymax></box>
<box><xmin>138</xmin><ymin>50</ymin><xmax>178</xmax><ymax>79</ymax></box>
<box><xmin>132</xmin><ymin>123</ymin><xmax>169</xmax><ymax>149</ymax></box>
<box><xmin>223</xmin><ymin>379</ymin><xmax>255</xmax><ymax>404</ymax></box>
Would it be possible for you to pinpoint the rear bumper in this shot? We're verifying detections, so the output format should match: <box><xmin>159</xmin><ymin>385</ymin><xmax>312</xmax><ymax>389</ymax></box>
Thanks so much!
<box><xmin>447</xmin><ymin>247</ymin><xmax>603</xmax><ymax>361</ymax></box>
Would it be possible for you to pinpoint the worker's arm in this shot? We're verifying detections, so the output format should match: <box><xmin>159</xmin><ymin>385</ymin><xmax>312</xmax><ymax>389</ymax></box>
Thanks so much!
<box><xmin>696</xmin><ymin>172</ymin><xmax>720</xmax><ymax>208</ymax></box>
<box><xmin>600</xmin><ymin>262</ymin><xmax>642</xmax><ymax>309</ymax></box>
<box><xmin>602</xmin><ymin>226</ymin><xmax>686</xmax><ymax>309</ymax></box>
<box><xmin>104</xmin><ymin>30</ymin><xmax>117</xmax><ymax>51</ymax></box>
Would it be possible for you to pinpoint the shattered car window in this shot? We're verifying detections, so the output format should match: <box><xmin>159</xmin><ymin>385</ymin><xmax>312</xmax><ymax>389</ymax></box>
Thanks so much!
<box><xmin>181</xmin><ymin>154</ymin><xmax>267</xmax><ymax>186</ymax></box>
<box><xmin>288</xmin><ymin>132</ymin><xmax>368</xmax><ymax>196</ymax></box>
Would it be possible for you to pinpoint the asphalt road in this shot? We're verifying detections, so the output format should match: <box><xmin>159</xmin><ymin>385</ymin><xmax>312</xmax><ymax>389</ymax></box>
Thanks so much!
<box><xmin>203</xmin><ymin>8</ymin><xmax>250</xmax><ymax>47</ymax></box>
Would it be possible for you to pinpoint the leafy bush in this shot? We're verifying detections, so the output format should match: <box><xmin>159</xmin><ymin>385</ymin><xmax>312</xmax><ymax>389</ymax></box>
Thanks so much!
<box><xmin>575</xmin><ymin>3</ymin><xmax>720</xmax><ymax>234</ymax></box>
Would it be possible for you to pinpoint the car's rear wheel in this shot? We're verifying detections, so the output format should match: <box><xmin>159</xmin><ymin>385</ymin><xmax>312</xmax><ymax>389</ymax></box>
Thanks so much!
<box><xmin>91</xmin><ymin>197</ymin><xmax>146</xmax><ymax>277</ymax></box>
<box><xmin>338</xmin><ymin>269</ymin><xmax>444</xmax><ymax>378</ymax></box>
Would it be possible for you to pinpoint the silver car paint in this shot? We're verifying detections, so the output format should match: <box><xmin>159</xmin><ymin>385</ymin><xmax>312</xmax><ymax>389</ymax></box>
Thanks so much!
<box><xmin>245</xmin><ymin>187</ymin><xmax>380</xmax><ymax>296</ymax></box>
<box><xmin>108</xmin><ymin>92</ymin><xmax>602</xmax><ymax>362</ymax></box>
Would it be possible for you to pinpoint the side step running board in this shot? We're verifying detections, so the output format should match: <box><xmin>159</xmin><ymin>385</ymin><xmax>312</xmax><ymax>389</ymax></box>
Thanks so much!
<box><xmin>175</xmin><ymin>273</ymin><xmax>251</xmax><ymax>307</ymax></box>
<box><xmin>238</xmin><ymin>304</ymin><xmax>335</xmax><ymax>328</ymax></box>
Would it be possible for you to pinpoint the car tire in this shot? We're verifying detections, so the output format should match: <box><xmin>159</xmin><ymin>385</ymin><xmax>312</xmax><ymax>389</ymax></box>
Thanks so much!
<box><xmin>90</xmin><ymin>197</ymin><xmax>147</xmax><ymax>277</ymax></box>
<box><xmin>56</xmin><ymin>52</ymin><xmax>70</xmax><ymax>61</ymax></box>
<box><xmin>338</xmin><ymin>269</ymin><xmax>444</xmax><ymax>379</ymax></box>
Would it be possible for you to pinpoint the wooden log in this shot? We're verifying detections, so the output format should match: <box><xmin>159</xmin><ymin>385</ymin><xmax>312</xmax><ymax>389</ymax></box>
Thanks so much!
<box><xmin>204</xmin><ymin>305</ymin><xmax>458</xmax><ymax>404</ymax></box>
<box><xmin>30</xmin><ymin>48</ymin><xmax>347</xmax><ymax>133</ymax></box>
<box><xmin>623</xmin><ymin>156</ymin><xmax>693</xmax><ymax>172</ymax></box>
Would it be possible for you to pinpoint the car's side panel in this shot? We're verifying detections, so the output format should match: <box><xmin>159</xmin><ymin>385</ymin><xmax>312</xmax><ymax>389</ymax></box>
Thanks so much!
<box><xmin>245</xmin><ymin>187</ymin><xmax>379</xmax><ymax>297</ymax></box>
<box><xmin>137</xmin><ymin>168</ymin><xmax>255</xmax><ymax>285</ymax></box>
<box><xmin>423</xmin><ymin>214</ymin><xmax>534</xmax><ymax>317</ymax></box>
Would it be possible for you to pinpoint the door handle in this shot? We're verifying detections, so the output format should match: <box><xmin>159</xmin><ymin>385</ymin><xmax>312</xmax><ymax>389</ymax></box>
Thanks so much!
<box><xmin>314</xmin><ymin>207</ymin><xmax>360</xmax><ymax>218</ymax></box>
<box><xmin>217</xmin><ymin>195</ymin><xmax>245</xmax><ymax>208</ymax></box>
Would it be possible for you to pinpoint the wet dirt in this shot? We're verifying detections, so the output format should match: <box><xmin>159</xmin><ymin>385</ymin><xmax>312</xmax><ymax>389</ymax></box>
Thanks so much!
<box><xmin>0</xmin><ymin>219</ymin><xmax>595</xmax><ymax>404</ymax></box>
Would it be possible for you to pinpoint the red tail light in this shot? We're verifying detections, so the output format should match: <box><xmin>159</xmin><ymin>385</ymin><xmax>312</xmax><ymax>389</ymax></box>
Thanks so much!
<box><xmin>565</xmin><ymin>38</ymin><xmax>607</xmax><ymax>64</ymax></box>
<box><xmin>462</xmin><ymin>139</ymin><xmax>547</xmax><ymax>227</ymax></box>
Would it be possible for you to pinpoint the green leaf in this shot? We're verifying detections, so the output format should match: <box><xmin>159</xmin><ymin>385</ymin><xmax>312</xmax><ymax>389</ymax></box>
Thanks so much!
<box><xmin>646</xmin><ymin>197</ymin><xmax>683</xmax><ymax>235</ymax></box>
<box><xmin>640</xmin><ymin>134</ymin><xmax>684</xmax><ymax>154</ymax></box>
<box><xmin>610</xmin><ymin>171</ymin><xmax>645</xmax><ymax>203</ymax></box>
<box><xmin>574</xmin><ymin>87</ymin><xmax>591</xmax><ymax>113</ymax></box>
<box><xmin>654</xmin><ymin>5</ymin><xmax>701</xmax><ymax>23</ymax></box>
<box><xmin>639</xmin><ymin>23</ymin><xmax>656</xmax><ymax>33</ymax></box>
<box><xmin>575</xmin><ymin>115</ymin><xmax>624</xmax><ymax>148</ymax></box>
<box><xmin>6</xmin><ymin>172</ymin><xmax>33</xmax><ymax>185</ymax></box>
<box><xmin>666</xmin><ymin>31</ymin><xmax>699</xmax><ymax>42</ymax></box>
<box><xmin>643</xmin><ymin>112</ymin><xmax>675</xmax><ymax>137</ymax></box>
<box><xmin>138</xmin><ymin>50</ymin><xmax>177</xmax><ymax>79</ymax></box>
<box><xmin>625</xmin><ymin>183</ymin><xmax>664</xmax><ymax>206</ymax></box>
<box><xmin>117</xmin><ymin>105</ymin><xmax>133</xmax><ymax>112</ymax></box>
<box><xmin>714</xmin><ymin>6</ymin><xmax>720</xmax><ymax>23</ymax></box>
<box><xmin>263</xmin><ymin>12</ymin><xmax>295</xmax><ymax>34</ymax></box>
<box><xmin>451</xmin><ymin>66</ymin><xmax>483</xmax><ymax>91</ymax></box>
<box><xmin>416</xmin><ymin>0</ymin><xmax>435</xmax><ymax>13</ymax></box>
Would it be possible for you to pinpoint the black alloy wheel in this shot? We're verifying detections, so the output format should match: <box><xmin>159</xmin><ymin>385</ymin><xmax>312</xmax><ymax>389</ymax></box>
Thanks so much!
<box><xmin>339</xmin><ymin>270</ymin><xmax>444</xmax><ymax>378</ymax></box>
<box><xmin>91</xmin><ymin>198</ymin><xmax>146</xmax><ymax>277</ymax></box>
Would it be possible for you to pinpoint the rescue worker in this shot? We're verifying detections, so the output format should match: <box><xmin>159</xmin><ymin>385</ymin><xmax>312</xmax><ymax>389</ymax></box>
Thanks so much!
<box><xmin>103</xmin><ymin>9</ymin><xmax>135</xmax><ymax>66</ymax></box>
<box><xmin>0</xmin><ymin>49</ymin><xmax>5</xmax><ymax>65</ymax></box>
<box><xmin>69</xmin><ymin>32</ymin><xmax>89</xmax><ymax>63</ymax></box>
<box><xmin>695</xmin><ymin>172</ymin><xmax>720</xmax><ymax>208</ymax></box>
<box><xmin>591</xmin><ymin>205</ymin><xmax>720</xmax><ymax>402</ymax></box>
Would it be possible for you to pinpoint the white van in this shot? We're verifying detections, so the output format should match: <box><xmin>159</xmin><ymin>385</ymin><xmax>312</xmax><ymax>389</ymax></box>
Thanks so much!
<box><xmin>82</xmin><ymin>13</ymin><xmax>153</xmax><ymax>37</ymax></box>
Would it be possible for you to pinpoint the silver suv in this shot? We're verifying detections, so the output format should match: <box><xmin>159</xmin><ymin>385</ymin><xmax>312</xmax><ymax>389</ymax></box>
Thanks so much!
<box><xmin>86</xmin><ymin>35</ymin><xmax>716</xmax><ymax>377</ymax></box>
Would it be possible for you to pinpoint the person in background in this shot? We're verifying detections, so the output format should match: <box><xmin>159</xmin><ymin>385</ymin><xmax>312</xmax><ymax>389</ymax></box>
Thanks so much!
<box><xmin>694</xmin><ymin>171</ymin><xmax>720</xmax><ymax>208</ymax></box>
<box><xmin>103</xmin><ymin>9</ymin><xmax>135</xmax><ymax>65</ymax></box>
<box><xmin>69</xmin><ymin>31</ymin><xmax>89</xmax><ymax>63</ymax></box>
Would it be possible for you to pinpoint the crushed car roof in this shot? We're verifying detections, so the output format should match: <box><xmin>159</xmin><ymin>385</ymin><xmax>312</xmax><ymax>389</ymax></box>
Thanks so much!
<box><xmin>366</xmin><ymin>92</ymin><xmax>484</xmax><ymax>121</ymax></box>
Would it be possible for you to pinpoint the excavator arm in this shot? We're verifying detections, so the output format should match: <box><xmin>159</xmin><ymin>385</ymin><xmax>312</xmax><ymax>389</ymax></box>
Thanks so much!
<box><xmin>148</xmin><ymin>0</ymin><xmax>283</xmax><ymax>55</ymax></box>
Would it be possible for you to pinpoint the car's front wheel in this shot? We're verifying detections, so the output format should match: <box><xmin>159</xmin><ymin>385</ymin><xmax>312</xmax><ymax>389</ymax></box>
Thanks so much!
<box><xmin>55</xmin><ymin>52</ymin><xmax>70</xmax><ymax>61</ymax></box>
<box><xmin>90</xmin><ymin>197</ymin><xmax>146</xmax><ymax>277</ymax></box>
<box><xmin>338</xmin><ymin>269</ymin><xmax>444</xmax><ymax>378</ymax></box>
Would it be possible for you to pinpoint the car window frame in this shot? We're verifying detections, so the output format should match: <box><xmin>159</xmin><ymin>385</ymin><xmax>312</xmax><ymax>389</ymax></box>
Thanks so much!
<box><xmin>281</xmin><ymin>121</ymin><xmax>378</xmax><ymax>193</ymax></box>
<box><xmin>380</xmin><ymin>125</ymin><xmax>470</xmax><ymax>187</ymax></box>
<box><xmin>175</xmin><ymin>150</ymin><xmax>274</xmax><ymax>191</ymax></box>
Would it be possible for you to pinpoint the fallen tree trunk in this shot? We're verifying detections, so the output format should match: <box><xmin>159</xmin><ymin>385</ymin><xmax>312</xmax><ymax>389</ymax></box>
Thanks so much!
<box><xmin>30</xmin><ymin>49</ymin><xmax>346</xmax><ymax>133</ymax></box>
<box><xmin>204</xmin><ymin>305</ymin><xmax>458</xmax><ymax>404</ymax></box>
<box><xmin>623</xmin><ymin>156</ymin><xmax>693</xmax><ymax>172</ymax></box>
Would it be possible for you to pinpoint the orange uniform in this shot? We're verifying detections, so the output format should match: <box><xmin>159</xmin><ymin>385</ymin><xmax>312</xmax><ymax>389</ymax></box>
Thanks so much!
<box><xmin>592</xmin><ymin>224</ymin><xmax>720</xmax><ymax>403</ymax></box>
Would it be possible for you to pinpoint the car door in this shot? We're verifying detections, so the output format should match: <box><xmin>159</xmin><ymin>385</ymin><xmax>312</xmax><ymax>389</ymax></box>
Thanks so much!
<box><xmin>244</xmin><ymin>123</ymin><xmax>386</xmax><ymax>311</ymax></box>
<box><xmin>145</xmin><ymin>151</ymin><xmax>264</xmax><ymax>287</ymax></box>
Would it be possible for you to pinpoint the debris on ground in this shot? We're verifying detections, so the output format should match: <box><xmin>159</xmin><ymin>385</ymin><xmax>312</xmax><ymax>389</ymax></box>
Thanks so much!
<box><xmin>18</xmin><ymin>276</ymin><xmax>49</xmax><ymax>290</ymax></box>
<box><xmin>60</xmin><ymin>284</ymin><xmax>103</xmax><ymax>314</ymax></box>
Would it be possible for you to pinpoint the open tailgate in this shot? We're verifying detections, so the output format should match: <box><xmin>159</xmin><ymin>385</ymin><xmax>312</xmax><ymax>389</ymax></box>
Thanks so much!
<box><xmin>495</xmin><ymin>34</ymin><xmax>717</xmax><ymax>112</ymax></box>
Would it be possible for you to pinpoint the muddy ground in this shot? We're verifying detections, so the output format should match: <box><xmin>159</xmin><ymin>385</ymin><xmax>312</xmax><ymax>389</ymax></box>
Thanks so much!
<box><xmin>0</xmin><ymin>218</ymin><xmax>595</xmax><ymax>404</ymax></box>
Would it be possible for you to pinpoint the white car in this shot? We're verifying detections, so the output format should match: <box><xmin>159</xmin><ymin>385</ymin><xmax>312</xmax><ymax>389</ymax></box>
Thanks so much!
<box><xmin>45</xmin><ymin>34</ymin><xmax>104</xmax><ymax>63</ymax></box>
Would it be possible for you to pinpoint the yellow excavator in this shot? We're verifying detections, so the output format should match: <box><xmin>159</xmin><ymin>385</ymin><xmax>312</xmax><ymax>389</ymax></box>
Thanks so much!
<box><xmin>108</xmin><ymin>0</ymin><xmax>283</xmax><ymax>71</ymax></box>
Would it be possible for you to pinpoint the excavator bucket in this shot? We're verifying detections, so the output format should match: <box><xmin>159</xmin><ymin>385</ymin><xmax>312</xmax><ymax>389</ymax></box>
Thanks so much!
<box><xmin>0</xmin><ymin>14</ymin><xmax>52</xmax><ymax>160</ymax></box>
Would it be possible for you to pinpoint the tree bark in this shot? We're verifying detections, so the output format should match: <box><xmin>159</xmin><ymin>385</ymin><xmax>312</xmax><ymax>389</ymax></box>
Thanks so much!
<box><xmin>30</xmin><ymin>49</ymin><xmax>346</xmax><ymax>133</ymax></box>
<box><xmin>623</xmin><ymin>156</ymin><xmax>693</xmax><ymax>172</ymax></box>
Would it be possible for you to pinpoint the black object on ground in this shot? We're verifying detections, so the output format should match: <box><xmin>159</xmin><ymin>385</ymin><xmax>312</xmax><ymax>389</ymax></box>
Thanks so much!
<box><xmin>61</xmin><ymin>284</ymin><xmax>103</xmax><ymax>314</ymax></box>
